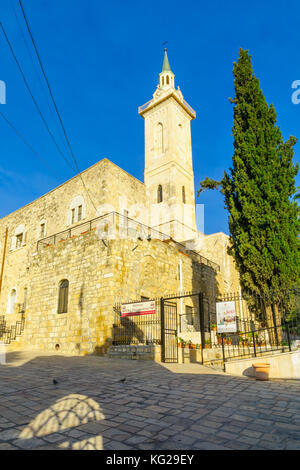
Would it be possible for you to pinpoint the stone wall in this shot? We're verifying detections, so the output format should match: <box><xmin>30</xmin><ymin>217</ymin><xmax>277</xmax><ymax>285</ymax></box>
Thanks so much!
<box><xmin>0</xmin><ymin>159</ymin><xmax>146</xmax><ymax>323</ymax></box>
<box><xmin>2</xmin><ymin>229</ymin><xmax>216</xmax><ymax>355</ymax></box>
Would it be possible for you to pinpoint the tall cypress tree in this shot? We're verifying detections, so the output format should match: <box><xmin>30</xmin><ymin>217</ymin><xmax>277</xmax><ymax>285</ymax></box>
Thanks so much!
<box><xmin>199</xmin><ymin>49</ymin><xmax>299</xmax><ymax>324</ymax></box>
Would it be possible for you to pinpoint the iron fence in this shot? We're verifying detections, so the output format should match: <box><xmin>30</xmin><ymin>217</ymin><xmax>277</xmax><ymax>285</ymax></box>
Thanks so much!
<box><xmin>113</xmin><ymin>300</ymin><xmax>161</xmax><ymax>346</ymax></box>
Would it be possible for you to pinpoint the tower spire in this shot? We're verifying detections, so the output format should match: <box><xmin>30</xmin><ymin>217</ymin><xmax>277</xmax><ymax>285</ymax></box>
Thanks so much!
<box><xmin>159</xmin><ymin>43</ymin><xmax>174</xmax><ymax>89</ymax></box>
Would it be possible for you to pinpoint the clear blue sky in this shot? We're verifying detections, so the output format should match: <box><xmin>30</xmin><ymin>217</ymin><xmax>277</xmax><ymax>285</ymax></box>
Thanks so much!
<box><xmin>1</xmin><ymin>0</ymin><xmax>299</xmax><ymax>234</ymax></box>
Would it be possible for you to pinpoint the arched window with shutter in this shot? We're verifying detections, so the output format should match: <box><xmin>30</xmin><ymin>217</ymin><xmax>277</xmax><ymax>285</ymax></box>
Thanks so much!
<box><xmin>58</xmin><ymin>279</ymin><xmax>69</xmax><ymax>314</ymax></box>
<box><xmin>155</xmin><ymin>122</ymin><xmax>164</xmax><ymax>153</ymax></box>
<box><xmin>157</xmin><ymin>185</ymin><xmax>163</xmax><ymax>203</ymax></box>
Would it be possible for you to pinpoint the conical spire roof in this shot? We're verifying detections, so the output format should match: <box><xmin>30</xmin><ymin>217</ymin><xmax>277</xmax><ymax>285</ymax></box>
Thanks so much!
<box><xmin>162</xmin><ymin>48</ymin><xmax>172</xmax><ymax>73</ymax></box>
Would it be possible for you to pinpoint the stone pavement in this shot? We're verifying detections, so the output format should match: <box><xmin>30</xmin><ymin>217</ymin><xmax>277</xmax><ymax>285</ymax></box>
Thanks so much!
<box><xmin>0</xmin><ymin>351</ymin><xmax>300</xmax><ymax>450</ymax></box>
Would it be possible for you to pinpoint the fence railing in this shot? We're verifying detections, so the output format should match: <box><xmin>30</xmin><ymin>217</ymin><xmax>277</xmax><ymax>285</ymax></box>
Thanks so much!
<box><xmin>37</xmin><ymin>211</ymin><xmax>219</xmax><ymax>271</ymax></box>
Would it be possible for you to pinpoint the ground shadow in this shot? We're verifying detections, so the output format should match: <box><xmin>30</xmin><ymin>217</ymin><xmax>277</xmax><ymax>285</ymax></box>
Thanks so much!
<box><xmin>0</xmin><ymin>352</ymin><xmax>299</xmax><ymax>450</ymax></box>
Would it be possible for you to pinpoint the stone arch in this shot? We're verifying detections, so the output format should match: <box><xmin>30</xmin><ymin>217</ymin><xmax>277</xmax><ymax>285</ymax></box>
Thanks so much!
<box><xmin>7</xmin><ymin>288</ymin><xmax>17</xmax><ymax>314</ymax></box>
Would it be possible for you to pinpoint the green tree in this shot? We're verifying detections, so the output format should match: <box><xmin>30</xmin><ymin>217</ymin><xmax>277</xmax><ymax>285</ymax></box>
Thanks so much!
<box><xmin>199</xmin><ymin>49</ymin><xmax>300</xmax><ymax>332</ymax></box>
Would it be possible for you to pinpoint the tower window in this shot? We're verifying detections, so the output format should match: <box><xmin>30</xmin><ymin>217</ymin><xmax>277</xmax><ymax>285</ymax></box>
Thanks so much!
<box><xmin>156</xmin><ymin>122</ymin><xmax>164</xmax><ymax>153</ymax></box>
<box><xmin>78</xmin><ymin>205</ymin><xmax>82</xmax><ymax>222</ymax></box>
<box><xmin>58</xmin><ymin>279</ymin><xmax>69</xmax><ymax>314</ymax></box>
<box><xmin>16</xmin><ymin>233</ymin><xmax>23</xmax><ymax>248</ymax></box>
<box><xmin>40</xmin><ymin>223</ymin><xmax>46</xmax><ymax>238</ymax></box>
<box><xmin>182</xmin><ymin>186</ymin><xmax>186</xmax><ymax>204</ymax></box>
<box><xmin>157</xmin><ymin>185</ymin><xmax>163</xmax><ymax>203</ymax></box>
<box><xmin>166</xmin><ymin>75</ymin><xmax>169</xmax><ymax>85</ymax></box>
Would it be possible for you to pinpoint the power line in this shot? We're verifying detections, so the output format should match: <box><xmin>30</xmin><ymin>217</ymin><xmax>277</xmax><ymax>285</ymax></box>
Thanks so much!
<box><xmin>9</xmin><ymin>0</ymin><xmax>65</xmax><ymax>141</ymax></box>
<box><xmin>18</xmin><ymin>0</ymin><xmax>99</xmax><ymax>213</ymax></box>
<box><xmin>0</xmin><ymin>109</ymin><xmax>61</xmax><ymax>182</ymax></box>
<box><xmin>0</xmin><ymin>21</ymin><xmax>75</xmax><ymax>173</ymax></box>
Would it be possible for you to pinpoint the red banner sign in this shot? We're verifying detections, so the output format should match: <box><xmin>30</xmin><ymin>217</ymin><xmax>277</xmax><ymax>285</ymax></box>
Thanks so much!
<box><xmin>121</xmin><ymin>301</ymin><xmax>156</xmax><ymax>317</ymax></box>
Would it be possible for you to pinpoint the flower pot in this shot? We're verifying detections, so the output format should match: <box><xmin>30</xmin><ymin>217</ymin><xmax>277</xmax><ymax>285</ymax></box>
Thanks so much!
<box><xmin>189</xmin><ymin>344</ymin><xmax>196</xmax><ymax>349</ymax></box>
<box><xmin>252</xmin><ymin>363</ymin><xmax>270</xmax><ymax>381</ymax></box>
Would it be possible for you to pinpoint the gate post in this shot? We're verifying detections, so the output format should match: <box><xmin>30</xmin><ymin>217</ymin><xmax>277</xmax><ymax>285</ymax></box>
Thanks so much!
<box><xmin>199</xmin><ymin>293</ymin><xmax>205</xmax><ymax>364</ymax></box>
<box><xmin>160</xmin><ymin>297</ymin><xmax>165</xmax><ymax>362</ymax></box>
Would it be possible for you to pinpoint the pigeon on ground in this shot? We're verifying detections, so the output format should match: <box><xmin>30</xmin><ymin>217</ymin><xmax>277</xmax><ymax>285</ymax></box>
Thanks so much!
<box><xmin>119</xmin><ymin>377</ymin><xmax>126</xmax><ymax>383</ymax></box>
<box><xmin>53</xmin><ymin>379</ymin><xmax>58</xmax><ymax>385</ymax></box>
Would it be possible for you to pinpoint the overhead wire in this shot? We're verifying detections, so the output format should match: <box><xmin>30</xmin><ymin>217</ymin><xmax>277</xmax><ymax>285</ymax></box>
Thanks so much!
<box><xmin>17</xmin><ymin>0</ymin><xmax>99</xmax><ymax>213</ymax></box>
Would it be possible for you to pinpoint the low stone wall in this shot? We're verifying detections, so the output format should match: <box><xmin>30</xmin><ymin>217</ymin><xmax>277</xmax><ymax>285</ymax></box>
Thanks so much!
<box><xmin>225</xmin><ymin>349</ymin><xmax>300</xmax><ymax>379</ymax></box>
<box><xmin>178</xmin><ymin>346</ymin><xmax>223</xmax><ymax>365</ymax></box>
<box><xmin>108</xmin><ymin>344</ymin><xmax>161</xmax><ymax>362</ymax></box>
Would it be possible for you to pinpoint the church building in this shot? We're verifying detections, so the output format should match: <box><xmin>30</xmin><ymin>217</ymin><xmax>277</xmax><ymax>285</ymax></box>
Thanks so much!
<box><xmin>0</xmin><ymin>48</ymin><xmax>240</xmax><ymax>356</ymax></box>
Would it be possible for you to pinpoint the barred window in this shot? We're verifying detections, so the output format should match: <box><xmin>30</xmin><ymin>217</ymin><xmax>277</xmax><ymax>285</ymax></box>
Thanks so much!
<box><xmin>58</xmin><ymin>279</ymin><xmax>69</xmax><ymax>314</ymax></box>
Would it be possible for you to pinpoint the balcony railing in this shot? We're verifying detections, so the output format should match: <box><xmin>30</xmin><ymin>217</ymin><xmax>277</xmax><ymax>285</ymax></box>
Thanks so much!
<box><xmin>183</xmin><ymin>99</ymin><xmax>196</xmax><ymax>117</ymax></box>
<box><xmin>37</xmin><ymin>211</ymin><xmax>219</xmax><ymax>271</ymax></box>
<box><xmin>138</xmin><ymin>99</ymin><xmax>153</xmax><ymax>114</ymax></box>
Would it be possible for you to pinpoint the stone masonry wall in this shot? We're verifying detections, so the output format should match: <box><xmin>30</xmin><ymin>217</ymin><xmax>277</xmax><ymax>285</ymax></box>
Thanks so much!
<box><xmin>3</xmin><ymin>230</ymin><xmax>216</xmax><ymax>355</ymax></box>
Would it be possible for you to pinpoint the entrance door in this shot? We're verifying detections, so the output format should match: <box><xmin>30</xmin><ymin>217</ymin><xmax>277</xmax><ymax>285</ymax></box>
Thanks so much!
<box><xmin>161</xmin><ymin>300</ymin><xmax>178</xmax><ymax>363</ymax></box>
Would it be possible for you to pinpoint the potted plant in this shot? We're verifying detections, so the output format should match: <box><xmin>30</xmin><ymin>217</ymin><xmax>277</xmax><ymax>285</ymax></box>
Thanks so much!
<box><xmin>211</xmin><ymin>323</ymin><xmax>217</xmax><ymax>331</ymax></box>
<box><xmin>205</xmin><ymin>339</ymin><xmax>211</xmax><ymax>349</ymax></box>
<box><xmin>178</xmin><ymin>337</ymin><xmax>186</xmax><ymax>348</ymax></box>
<box><xmin>196</xmin><ymin>343</ymin><xmax>201</xmax><ymax>350</ymax></box>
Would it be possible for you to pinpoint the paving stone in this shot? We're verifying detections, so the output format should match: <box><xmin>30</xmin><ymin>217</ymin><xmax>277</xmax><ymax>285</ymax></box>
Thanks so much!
<box><xmin>1</xmin><ymin>353</ymin><xmax>300</xmax><ymax>451</ymax></box>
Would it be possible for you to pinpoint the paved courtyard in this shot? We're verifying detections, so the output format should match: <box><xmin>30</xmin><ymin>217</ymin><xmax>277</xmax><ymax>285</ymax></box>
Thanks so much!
<box><xmin>0</xmin><ymin>351</ymin><xmax>299</xmax><ymax>450</ymax></box>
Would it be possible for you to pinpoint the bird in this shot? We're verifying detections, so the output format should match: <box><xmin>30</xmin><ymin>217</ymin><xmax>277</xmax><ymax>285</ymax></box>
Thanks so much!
<box><xmin>53</xmin><ymin>379</ymin><xmax>58</xmax><ymax>385</ymax></box>
<box><xmin>119</xmin><ymin>377</ymin><xmax>126</xmax><ymax>383</ymax></box>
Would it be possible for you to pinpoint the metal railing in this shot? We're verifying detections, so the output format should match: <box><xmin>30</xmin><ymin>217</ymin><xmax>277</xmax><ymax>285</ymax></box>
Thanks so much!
<box><xmin>183</xmin><ymin>99</ymin><xmax>196</xmax><ymax>117</ymax></box>
<box><xmin>0</xmin><ymin>313</ymin><xmax>25</xmax><ymax>345</ymax></box>
<box><xmin>138</xmin><ymin>100</ymin><xmax>152</xmax><ymax>114</ymax></box>
<box><xmin>36</xmin><ymin>211</ymin><xmax>219</xmax><ymax>271</ymax></box>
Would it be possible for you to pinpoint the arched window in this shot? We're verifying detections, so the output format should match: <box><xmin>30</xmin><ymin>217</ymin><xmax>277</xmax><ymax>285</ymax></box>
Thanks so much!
<box><xmin>155</xmin><ymin>122</ymin><xmax>164</xmax><ymax>153</ymax></box>
<box><xmin>182</xmin><ymin>186</ymin><xmax>186</xmax><ymax>204</ymax></box>
<box><xmin>162</xmin><ymin>76</ymin><xmax>164</xmax><ymax>86</ymax></box>
<box><xmin>7</xmin><ymin>289</ymin><xmax>16</xmax><ymax>314</ymax></box>
<box><xmin>58</xmin><ymin>280</ymin><xmax>69</xmax><ymax>314</ymax></box>
<box><xmin>68</xmin><ymin>196</ymin><xmax>86</xmax><ymax>226</ymax></box>
<box><xmin>11</xmin><ymin>224</ymin><xmax>26</xmax><ymax>250</ymax></box>
<box><xmin>157</xmin><ymin>185</ymin><xmax>163</xmax><ymax>203</ymax></box>
<box><xmin>166</xmin><ymin>75</ymin><xmax>169</xmax><ymax>85</ymax></box>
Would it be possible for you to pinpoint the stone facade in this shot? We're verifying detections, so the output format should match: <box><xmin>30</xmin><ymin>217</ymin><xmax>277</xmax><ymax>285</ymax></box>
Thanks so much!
<box><xmin>0</xmin><ymin>49</ymin><xmax>241</xmax><ymax>356</ymax></box>
<box><xmin>2</xmin><ymin>229</ymin><xmax>216</xmax><ymax>355</ymax></box>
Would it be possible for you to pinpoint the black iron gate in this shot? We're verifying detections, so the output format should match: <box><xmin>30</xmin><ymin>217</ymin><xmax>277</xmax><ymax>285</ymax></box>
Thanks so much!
<box><xmin>161</xmin><ymin>299</ymin><xmax>178</xmax><ymax>363</ymax></box>
<box><xmin>112</xmin><ymin>292</ymin><xmax>207</xmax><ymax>363</ymax></box>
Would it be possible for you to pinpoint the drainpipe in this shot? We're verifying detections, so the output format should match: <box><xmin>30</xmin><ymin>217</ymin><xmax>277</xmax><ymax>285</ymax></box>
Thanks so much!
<box><xmin>179</xmin><ymin>259</ymin><xmax>183</xmax><ymax>332</ymax></box>
<box><xmin>0</xmin><ymin>228</ymin><xmax>8</xmax><ymax>298</ymax></box>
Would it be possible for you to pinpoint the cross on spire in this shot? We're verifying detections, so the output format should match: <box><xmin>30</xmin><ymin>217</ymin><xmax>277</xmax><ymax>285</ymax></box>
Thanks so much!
<box><xmin>163</xmin><ymin>40</ymin><xmax>167</xmax><ymax>51</ymax></box>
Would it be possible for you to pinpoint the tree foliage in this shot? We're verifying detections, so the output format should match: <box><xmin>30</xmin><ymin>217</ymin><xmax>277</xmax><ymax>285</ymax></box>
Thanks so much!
<box><xmin>199</xmin><ymin>49</ymin><xmax>300</xmax><ymax>298</ymax></box>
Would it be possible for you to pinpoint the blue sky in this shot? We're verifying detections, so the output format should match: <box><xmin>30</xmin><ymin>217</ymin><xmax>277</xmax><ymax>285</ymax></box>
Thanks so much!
<box><xmin>0</xmin><ymin>0</ymin><xmax>299</xmax><ymax>234</ymax></box>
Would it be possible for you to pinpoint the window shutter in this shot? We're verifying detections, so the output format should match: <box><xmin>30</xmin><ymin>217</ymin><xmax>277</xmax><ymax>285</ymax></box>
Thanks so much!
<box><xmin>11</xmin><ymin>236</ymin><xmax>16</xmax><ymax>250</ymax></box>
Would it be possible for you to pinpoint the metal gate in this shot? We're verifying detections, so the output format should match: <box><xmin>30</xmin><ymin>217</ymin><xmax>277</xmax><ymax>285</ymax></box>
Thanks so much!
<box><xmin>161</xmin><ymin>299</ymin><xmax>178</xmax><ymax>363</ymax></box>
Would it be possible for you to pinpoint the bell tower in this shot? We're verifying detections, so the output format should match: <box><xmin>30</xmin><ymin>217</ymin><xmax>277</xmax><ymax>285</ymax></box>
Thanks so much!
<box><xmin>138</xmin><ymin>46</ymin><xmax>197</xmax><ymax>241</ymax></box>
